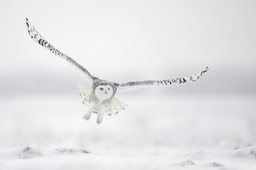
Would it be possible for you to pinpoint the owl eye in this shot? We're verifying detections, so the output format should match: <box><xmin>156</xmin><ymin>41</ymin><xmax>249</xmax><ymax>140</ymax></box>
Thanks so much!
<box><xmin>100</xmin><ymin>87</ymin><xmax>104</xmax><ymax>91</ymax></box>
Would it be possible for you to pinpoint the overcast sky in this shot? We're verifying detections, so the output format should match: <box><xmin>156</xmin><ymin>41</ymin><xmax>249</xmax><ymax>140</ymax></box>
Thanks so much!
<box><xmin>0</xmin><ymin>0</ymin><xmax>256</xmax><ymax>84</ymax></box>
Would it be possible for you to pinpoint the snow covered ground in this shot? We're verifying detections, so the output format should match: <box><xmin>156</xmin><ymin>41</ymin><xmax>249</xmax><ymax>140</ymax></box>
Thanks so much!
<box><xmin>0</xmin><ymin>94</ymin><xmax>256</xmax><ymax>170</ymax></box>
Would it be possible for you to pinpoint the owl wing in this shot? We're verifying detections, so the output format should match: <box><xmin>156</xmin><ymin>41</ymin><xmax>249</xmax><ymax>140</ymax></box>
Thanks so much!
<box><xmin>77</xmin><ymin>84</ymin><xmax>91</xmax><ymax>106</ymax></box>
<box><xmin>26</xmin><ymin>18</ymin><xmax>95</xmax><ymax>83</ymax></box>
<box><xmin>117</xmin><ymin>67</ymin><xmax>209</xmax><ymax>91</ymax></box>
<box><xmin>108</xmin><ymin>97</ymin><xmax>127</xmax><ymax>115</ymax></box>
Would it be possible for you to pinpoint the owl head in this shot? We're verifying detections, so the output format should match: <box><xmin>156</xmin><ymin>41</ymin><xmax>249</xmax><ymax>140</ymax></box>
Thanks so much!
<box><xmin>94</xmin><ymin>83</ymin><xmax>115</xmax><ymax>101</ymax></box>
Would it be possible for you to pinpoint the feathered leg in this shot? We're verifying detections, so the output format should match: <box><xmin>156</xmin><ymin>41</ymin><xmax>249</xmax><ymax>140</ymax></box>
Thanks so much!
<box><xmin>83</xmin><ymin>102</ymin><xmax>95</xmax><ymax>120</ymax></box>
<box><xmin>96</xmin><ymin>105</ymin><xmax>109</xmax><ymax>124</ymax></box>
<box><xmin>96</xmin><ymin>112</ymin><xmax>103</xmax><ymax>124</ymax></box>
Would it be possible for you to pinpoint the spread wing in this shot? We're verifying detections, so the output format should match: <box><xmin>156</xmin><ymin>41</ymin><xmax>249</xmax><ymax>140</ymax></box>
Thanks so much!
<box><xmin>26</xmin><ymin>18</ymin><xmax>95</xmax><ymax>83</ymax></box>
<box><xmin>117</xmin><ymin>67</ymin><xmax>209</xmax><ymax>91</ymax></box>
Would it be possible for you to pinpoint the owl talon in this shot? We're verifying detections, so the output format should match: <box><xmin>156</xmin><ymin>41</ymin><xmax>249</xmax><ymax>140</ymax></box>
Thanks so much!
<box><xmin>97</xmin><ymin>114</ymin><xmax>103</xmax><ymax>124</ymax></box>
<box><xmin>97</xmin><ymin>119</ymin><xmax>103</xmax><ymax>124</ymax></box>
<box><xmin>83</xmin><ymin>112</ymin><xmax>91</xmax><ymax>120</ymax></box>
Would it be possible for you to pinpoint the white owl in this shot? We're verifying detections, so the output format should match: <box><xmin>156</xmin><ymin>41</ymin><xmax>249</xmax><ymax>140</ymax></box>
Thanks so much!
<box><xmin>26</xmin><ymin>18</ymin><xmax>209</xmax><ymax>124</ymax></box>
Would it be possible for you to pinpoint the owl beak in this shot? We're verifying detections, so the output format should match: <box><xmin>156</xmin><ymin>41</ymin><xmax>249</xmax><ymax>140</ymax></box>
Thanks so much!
<box><xmin>104</xmin><ymin>91</ymin><xmax>108</xmax><ymax>94</ymax></box>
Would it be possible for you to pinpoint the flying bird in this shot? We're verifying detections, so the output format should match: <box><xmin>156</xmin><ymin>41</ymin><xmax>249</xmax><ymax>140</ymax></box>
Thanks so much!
<box><xmin>25</xmin><ymin>18</ymin><xmax>209</xmax><ymax>124</ymax></box>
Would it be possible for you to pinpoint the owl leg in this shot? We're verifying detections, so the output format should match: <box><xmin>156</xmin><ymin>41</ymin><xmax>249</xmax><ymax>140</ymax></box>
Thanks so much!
<box><xmin>83</xmin><ymin>102</ymin><xmax>95</xmax><ymax>120</ymax></box>
<box><xmin>96</xmin><ymin>114</ymin><xmax>103</xmax><ymax>124</ymax></box>
<box><xmin>96</xmin><ymin>105</ymin><xmax>107</xmax><ymax>124</ymax></box>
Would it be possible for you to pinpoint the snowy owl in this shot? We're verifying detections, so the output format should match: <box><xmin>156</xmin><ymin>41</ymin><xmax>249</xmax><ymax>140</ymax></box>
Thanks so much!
<box><xmin>26</xmin><ymin>18</ymin><xmax>209</xmax><ymax>124</ymax></box>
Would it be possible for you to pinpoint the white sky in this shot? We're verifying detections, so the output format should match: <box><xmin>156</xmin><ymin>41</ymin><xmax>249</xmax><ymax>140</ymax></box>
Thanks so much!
<box><xmin>0</xmin><ymin>0</ymin><xmax>256</xmax><ymax>79</ymax></box>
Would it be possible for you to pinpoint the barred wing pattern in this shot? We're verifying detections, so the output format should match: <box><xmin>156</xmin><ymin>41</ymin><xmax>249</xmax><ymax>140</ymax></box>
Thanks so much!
<box><xmin>26</xmin><ymin>18</ymin><xmax>95</xmax><ymax>82</ymax></box>
<box><xmin>118</xmin><ymin>67</ymin><xmax>209</xmax><ymax>91</ymax></box>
